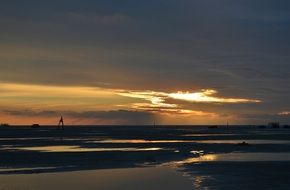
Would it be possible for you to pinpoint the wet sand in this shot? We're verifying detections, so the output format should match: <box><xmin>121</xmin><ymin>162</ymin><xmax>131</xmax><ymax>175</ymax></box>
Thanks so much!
<box><xmin>1</xmin><ymin>125</ymin><xmax>290</xmax><ymax>189</ymax></box>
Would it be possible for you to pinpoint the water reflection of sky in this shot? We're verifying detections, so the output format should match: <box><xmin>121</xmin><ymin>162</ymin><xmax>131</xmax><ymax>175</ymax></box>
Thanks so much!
<box><xmin>2</xmin><ymin>138</ymin><xmax>290</xmax><ymax>145</ymax></box>
<box><xmin>1</xmin><ymin>145</ymin><xmax>165</xmax><ymax>152</ymax></box>
<box><xmin>0</xmin><ymin>167</ymin><xmax>193</xmax><ymax>190</ymax></box>
<box><xmin>90</xmin><ymin>139</ymin><xmax>290</xmax><ymax>145</ymax></box>
<box><xmin>183</xmin><ymin>133</ymin><xmax>237</xmax><ymax>137</ymax></box>
<box><xmin>195</xmin><ymin>140</ymin><xmax>290</xmax><ymax>144</ymax></box>
<box><xmin>178</xmin><ymin>152</ymin><xmax>290</xmax><ymax>164</ymax></box>
<box><xmin>93</xmin><ymin>139</ymin><xmax>195</xmax><ymax>143</ymax></box>
<box><xmin>0</xmin><ymin>167</ymin><xmax>58</xmax><ymax>172</ymax></box>
<box><xmin>2</xmin><ymin>127</ymin><xmax>290</xmax><ymax>190</ymax></box>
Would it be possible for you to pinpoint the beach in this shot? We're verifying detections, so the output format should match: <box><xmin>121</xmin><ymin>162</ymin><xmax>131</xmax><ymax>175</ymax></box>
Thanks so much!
<box><xmin>1</xmin><ymin>125</ymin><xmax>290</xmax><ymax>189</ymax></box>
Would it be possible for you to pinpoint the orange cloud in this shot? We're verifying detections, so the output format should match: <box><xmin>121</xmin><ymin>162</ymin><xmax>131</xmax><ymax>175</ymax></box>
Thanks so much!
<box><xmin>168</xmin><ymin>89</ymin><xmax>261</xmax><ymax>103</ymax></box>
<box><xmin>278</xmin><ymin>111</ymin><xmax>290</xmax><ymax>116</ymax></box>
<box><xmin>0</xmin><ymin>82</ymin><xmax>261</xmax><ymax>124</ymax></box>
<box><xmin>117</xmin><ymin>89</ymin><xmax>261</xmax><ymax>110</ymax></box>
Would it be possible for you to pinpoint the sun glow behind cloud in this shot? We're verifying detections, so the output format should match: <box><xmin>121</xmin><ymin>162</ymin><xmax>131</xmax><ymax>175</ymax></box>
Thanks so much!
<box><xmin>116</xmin><ymin>89</ymin><xmax>261</xmax><ymax>119</ymax></box>
<box><xmin>169</xmin><ymin>90</ymin><xmax>261</xmax><ymax>103</ymax></box>
<box><xmin>117</xmin><ymin>89</ymin><xmax>261</xmax><ymax>108</ymax></box>
<box><xmin>116</xmin><ymin>90</ymin><xmax>217</xmax><ymax>116</ymax></box>
<box><xmin>0</xmin><ymin>82</ymin><xmax>261</xmax><ymax>124</ymax></box>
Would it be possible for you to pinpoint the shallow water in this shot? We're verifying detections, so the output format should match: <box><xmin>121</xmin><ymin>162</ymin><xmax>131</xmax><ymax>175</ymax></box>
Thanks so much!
<box><xmin>178</xmin><ymin>152</ymin><xmax>290</xmax><ymax>163</ymax></box>
<box><xmin>196</xmin><ymin>139</ymin><xmax>290</xmax><ymax>144</ymax></box>
<box><xmin>0</xmin><ymin>167</ymin><xmax>193</xmax><ymax>190</ymax></box>
<box><xmin>1</xmin><ymin>126</ymin><xmax>290</xmax><ymax>189</ymax></box>
<box><xmin>181</xmin><ymin>162</ymin><xmax>290</xmax><ymax>190</ymax></box>
<box><xmin>183</xmin><ymin>133</ymin><xmax>238</xmax><ymax>137</ymax></box>
<box><xmin>93</xmin><ymin>139</ymin><xmax>194</xmax><ymax>143</ymax></box>
<box><xmin>1</xmin><ymin>145</ymin><xmax>165</xmax><ymax>152</ymax></box>
<box><xmin>94</xmin><ymin>139</ymin><xmax>290</xmax><ymax>145</ymax></box>
<box><xmin>0</xmin><ymin>167</ymin><xmax>58</xmax><ymax>173</ymax></box>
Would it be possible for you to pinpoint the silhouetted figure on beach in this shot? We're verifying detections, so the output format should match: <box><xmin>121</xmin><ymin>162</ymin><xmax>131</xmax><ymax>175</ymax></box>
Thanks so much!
<box><xmin>58</xmin><ymin>116</ymin><xmax>64</xmax><ymax>130</ymax></box>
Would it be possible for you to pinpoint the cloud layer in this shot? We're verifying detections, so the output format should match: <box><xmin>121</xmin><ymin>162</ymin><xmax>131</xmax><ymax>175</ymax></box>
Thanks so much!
<box><xmin>0</xmin><ymin>1</ymin><xmax>290</xmax><ymax>124</ymax></box>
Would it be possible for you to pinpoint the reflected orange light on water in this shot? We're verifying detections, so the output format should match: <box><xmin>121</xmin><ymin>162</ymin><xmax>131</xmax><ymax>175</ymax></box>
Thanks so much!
<box><xmin>176</xmin><ymin>154</ymin><xmax>217</xmax><ymax>164</ymax></box>
<box><xmin>1</xmin><ymin>145</ymin><xmax>164</xmax><ymax>152</ymax></box>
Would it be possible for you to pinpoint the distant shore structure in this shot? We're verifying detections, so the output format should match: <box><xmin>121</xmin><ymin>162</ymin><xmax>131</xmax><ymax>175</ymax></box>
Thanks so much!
<box><xmin>268</xmin><ymin>122</ymin><xmax>280</xmax><ymax>128</ymax></box>
<box><xmin>31</xmin><ymin>124</ymin><xmax>40</xmax><ymax>128</ymax></box>
<box><xmin>208</xmin><ymin>125</ymin><xmax>218</xmax><ymax>129</ymax></box>
<box><xmin>58</xmin><ymin>116</ymin><xmax>64</xmax><ymax>129</ymax></box>
<box><xmin>0</xmin><ymin>123</ymin><xmax>10</xmax><ymax>127</ymax></box>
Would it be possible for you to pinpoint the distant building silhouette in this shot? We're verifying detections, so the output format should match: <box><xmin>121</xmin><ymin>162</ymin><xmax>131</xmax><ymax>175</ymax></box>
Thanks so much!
<box><xmin>0</xmin><ymin>123</ymin><xmax>10</xmax><ymax>127</ymax></box>
<box><xmin>208</xmin><ymin>125</ymin><xmax>218</xmax><ymax>129</ymax></box>
<box><xmin>58</xmin><ymin>116</ymin><xmax>64</xmax><ymax>129</ymax></box>
<box><xmin>268</xmin><ymin>122</ymin><xmax>280</xmax><ymax>128</ymax></box>
<box><xmin>31</xmin><ymin>124</ymin><xmax>40</xmax><ymax>128</ymax></box>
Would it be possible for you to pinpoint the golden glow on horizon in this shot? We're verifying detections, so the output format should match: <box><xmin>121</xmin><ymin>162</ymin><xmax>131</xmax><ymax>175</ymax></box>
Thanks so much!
<box><xmin>129</xmin><ymin>104</ymin><xmax>217</xmax><ymax>116</ymax></box>
<box><xmin>0</xmin><ymin>82</ymin><xmax>127</xmax><ymax>111</ymax></box>
<box><xmin>0</xmin><ymin>83</ymin><xmax>115</xmax><ymax>97</ymax></box>
<box><xmin>0</xmin><ymin>82</ymin><xmax>261</xmax><ymax>124</ymax></box>
<box><xmin>1</xmin><ymin>82</ymin><xmax>260</xmax><ymax>105</ymax></box>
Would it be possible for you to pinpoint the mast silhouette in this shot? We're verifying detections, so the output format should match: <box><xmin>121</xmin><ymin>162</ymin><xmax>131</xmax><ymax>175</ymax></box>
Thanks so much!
<box><xmin>58</xmin><ymin>116</ymin><xmax>64</xmax><ymax>130</ymax></box>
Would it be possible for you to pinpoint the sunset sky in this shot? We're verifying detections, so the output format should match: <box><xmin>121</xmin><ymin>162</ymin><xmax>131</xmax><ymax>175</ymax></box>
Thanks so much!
<box><xmin>1</xmin><ymin>0</ymin><xmax>290</xmax><ymax>125</ymax></box>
